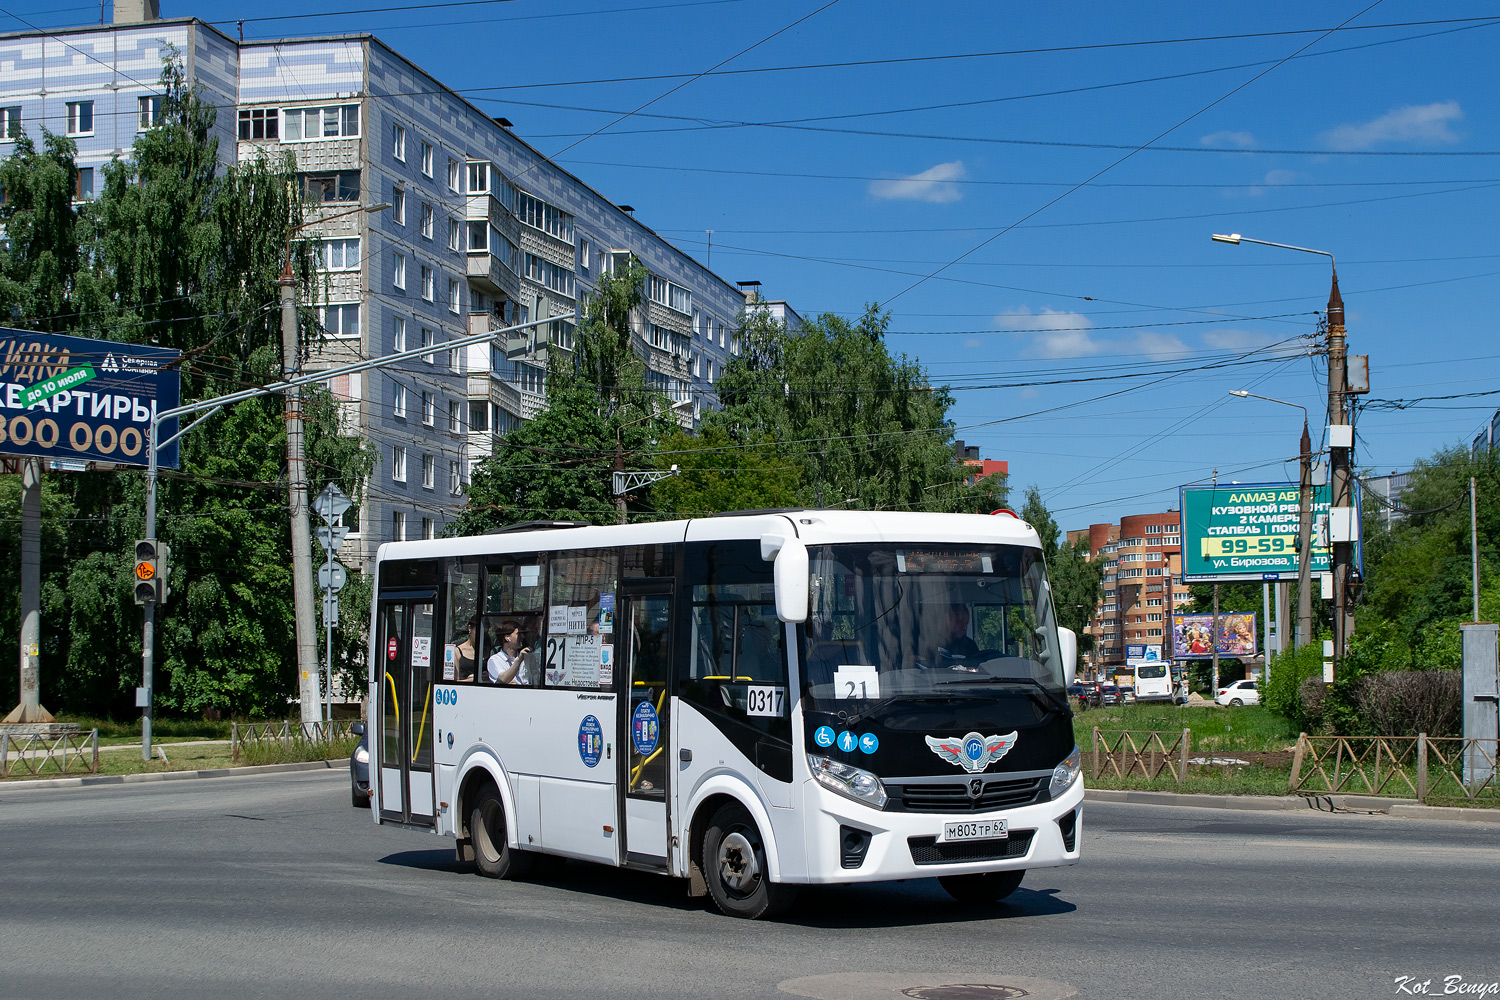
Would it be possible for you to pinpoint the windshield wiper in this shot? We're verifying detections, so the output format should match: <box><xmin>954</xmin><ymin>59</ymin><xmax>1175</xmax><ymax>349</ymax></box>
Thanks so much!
<box><xmin>835</xmin><ymin>694</ymin><xmax>959</xmax><ymax>728</ymax></box>
<box><xmin>934</xmin><ymin>675</ymin><xmax>1069</xmax><ymax>712</ymax></box>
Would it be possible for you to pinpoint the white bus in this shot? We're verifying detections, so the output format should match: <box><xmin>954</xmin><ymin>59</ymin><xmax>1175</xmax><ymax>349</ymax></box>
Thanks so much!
<box><xmin>365</xmin><ymin>510</ymin><xmax>1084</xmax><ymax>918</ymax></box>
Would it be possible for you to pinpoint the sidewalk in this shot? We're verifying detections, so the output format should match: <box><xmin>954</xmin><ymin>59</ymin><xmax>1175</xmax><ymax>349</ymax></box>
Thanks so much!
<box><xmin>1084</xmin><ymin>787</ymin><xmax>1500</xmax><ymax>824</ymax></box>
<box><xmin>0</xmin><ymin>758</ymin><xmax>345</xmax><ymax>791</ymax></box>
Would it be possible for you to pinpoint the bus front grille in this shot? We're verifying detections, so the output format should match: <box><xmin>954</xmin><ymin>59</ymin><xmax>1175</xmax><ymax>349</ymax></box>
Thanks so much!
<box><xmin>886</xmin><ymin>776</ymin><xmax>1047</xmax><ymax>813</ymax></box>
<box><xmin>907</xmin><ymin>830</ymin><xmax>1034</xmax><ymax>865</ymax></box>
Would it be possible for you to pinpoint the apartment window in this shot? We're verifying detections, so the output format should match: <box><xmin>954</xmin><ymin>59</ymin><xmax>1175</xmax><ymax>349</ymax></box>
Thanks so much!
<box><xmin>467</xmin><ymin>220</ymin><xmax>487</xmax><ymax>252</ymax></box>
<box><xmin>393</xmin><ymin>253</ymin><xmax>406</xmax><ymax>290</ymax></box>
<box><xmin>448</xmin><ymin>278</ymin><xmax>460</xmax><ymax>313</ymax></box>
<box><xmin>392</xmin><ymin>123</ymin><xmax>406</xmax><ymax>161</ymax></box>
<box><xmin>1146</xmin><ymin>568</ymin><xmax>1165</xmax><ymax>577</ymax></box>
<box><xmin>467</xmin><ymin>161</ymin><xmax>489</xmax><ymax>194</ymax></box>
<box><xmin>523</xmin><ymin>253</ymin><xmax>573</xmax><ymax>297</ymax></box>
<box><xmin>421</xmin><ymin>453</ymin><xmax>435</xmax><ymax>490</ymax></box>
<box><xmin>283</xmin><ymin>104</ymin><xmax>360</xmax><ymax>141</ymax></box>
<box><xmin>1</xmin><ymin>106</ymin><xmax>22</xmax><ymax>141</ymax></box>
<box><xmin>393</xmin><ymin>317</ymin><xmax>407</xmax><ymax>353</ymax></box>
<box><xmin>421</xmin><ymin>327</ymin><xmax>434</xmax><ymax>363</ymax></box>
<box><xmin>448</xmin><ymin>345</ymin><xmax>460</xmax><ymax>371</ymax></box>
<box><xmin>323</xmin><ymin>238</ymin><xmax>360</xmax><ymax>271</ymax></box>
<box><xmin>449</xmin><ymin>459</ymin><xmax>462</xmax><ymax>495</ymax></box>
<box><xmin>468</xmin><ymin>402</ymin><xmax>488</xmax><ymax>433</ymax></box>
<box><xmin>392</xmin><ymin>445</ymin><xmax>407</xmax><ymax>482</ymax></box>
<box><xmin>392</xmin><ymin>510</ymin><xmax>406</xmax><ymax>541</ymax></box>
<box><xmin>422</xmin><ymin>517</ymin><xmax>435</xmax><ymax>540</ymax></box>
<box><xmin>237</xmin><ymin>107</ymin><xmax>278</xmax><ymax>140</ymax></box>
<box><xmin>515</xmin><ymin>191</ymin><xmax>574</xmax><ymax>243</ymax></box>
<box><xmin>578</xmin><ymin>239</ymin><xmax>591</xmax><ymax>274</ymax></box>
<box><xmin>1146</xmin><ymin>598</ymin><xmax>1164</xmax><ymax>607</ymax></box>
<box><xmin>447</xmin><ymin>157</ymin><xmax>461</xmax><ymax>192</ymax></box>
<box><xmin>421</xmin><ymin>266</ymin><xmax>434</xmax><ymax>301</ymax></box>
<box><xmin>137</xmin><ymin>95</ymin><xmax>162</xmax><ymax>130</ymax></box>
<box><xmin>73</xmin><ymin>167</ymin><xmax>94</xmax><ymax>202</ymax></box>
<box><xmin>448</xmin><ymin>399</ymin><xmax>461</xmax><ymax>433</ymax></box>
<box><xmin>706</xmin><ymin>359</ymin><xmax>715</xmax><ymax>384</ymax></box>
<box><xmin>421</xmin><ymin>390</ymin><xmax>434</xmax><ymax>426</ymax></box>
<box><xmin>447</xmin><ymin>218</ymin><xmax>461</xmax><ymax>252</ymax></box>
<box><xmin>393</xmin><ymin>186</ymin><xmax>406</xmax><ymax>225</ymax></box>
<box><xmin>299</xmin><ymin>171</ymin><xmax>360</xmax><ymax>204</ymax></box>
<box><xmin>66</xmin><ymin>101</ymin><xmax>93</xmax><ymax>136</ymax></box>
<box><xmin>420</xmin><ymin>202</ymin><xmax>434</xmax><ymax>239</ymax></box>
<box><xmin>392</xmin><ymin>383</ymin><xmax>407</xmax><ymax>418</ymax></box>
<box><xmin>319</xmin><ymin>303</ymin><xmax>360</xmax><ymax>339</ymax></box>
<box><xmin>420</xmin><ymin>141</ymin><xmax>433</xmax><ymax>177</ymax></box>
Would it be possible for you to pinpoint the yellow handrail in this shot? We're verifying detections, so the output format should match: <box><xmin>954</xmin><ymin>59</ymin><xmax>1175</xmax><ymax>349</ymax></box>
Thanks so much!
<box><xmin>385</xmin><ymin>671</ymin><xmax>399</xmax><ymax>727</ymax></box>
<box><xmin>412</xmin><ymin>683</ymin><xmax>432</xmax><ymax>761</ymax></box>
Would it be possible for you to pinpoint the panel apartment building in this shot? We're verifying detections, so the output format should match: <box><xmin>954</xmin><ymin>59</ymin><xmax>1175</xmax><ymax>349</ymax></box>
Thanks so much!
<box><xmin>1067</xmin><ymin>511</ymin><xmax>1187</xmax><ymax>678</ymax></box>
<box><xmin>0</xmin><ymin>5</ymin><xmax>761</xmax><ymax>569</ymax></box>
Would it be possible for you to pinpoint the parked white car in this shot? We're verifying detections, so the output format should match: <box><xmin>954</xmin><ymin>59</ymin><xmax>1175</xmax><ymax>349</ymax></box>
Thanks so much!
<box><xmin>1215</xmin><ymin>679</ymin><xmax>1260</xmax><ymax>707</ymax></box>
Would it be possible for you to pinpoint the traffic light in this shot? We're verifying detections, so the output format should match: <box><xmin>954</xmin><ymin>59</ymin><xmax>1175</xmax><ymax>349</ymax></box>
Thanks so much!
<box><xmin>133</xmin><ymin>540</ymin><xmax>170</xmax><ymax>605</ymax></box>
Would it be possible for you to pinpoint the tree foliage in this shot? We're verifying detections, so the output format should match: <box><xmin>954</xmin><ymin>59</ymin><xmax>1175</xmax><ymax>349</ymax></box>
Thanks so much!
<box><xmin>0</xmin><ymin>59</ymin><xmax>370</xmax><ymax>719</ymax></box>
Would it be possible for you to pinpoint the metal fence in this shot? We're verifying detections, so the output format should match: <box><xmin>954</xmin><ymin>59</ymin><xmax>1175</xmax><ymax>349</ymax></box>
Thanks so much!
<box><xmin>0</xmin><ymin>729</ymin><xmax>99</xmax><ymax>776</ymax></box>
<box><xmin>230</xmin><ymin>720</ymin><xmax>356</xmax><ymax>761</ymax></box>
<box><xmin>1289</xmin><ymin>733</ymin><xmax>1499</xmax><ymax>804</ymax></box>
<box><xmin>1092</xmin><ymin>727</ymin><xmax>1192</xmax><ymax>783</ymax></box>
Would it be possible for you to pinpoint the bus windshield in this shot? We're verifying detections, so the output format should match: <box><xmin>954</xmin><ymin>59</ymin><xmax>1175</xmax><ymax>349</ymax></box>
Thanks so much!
<box><xmin>800</xmin><ymin>542</ymin><xmax>1065</xmax><ymax>710</ymax></box>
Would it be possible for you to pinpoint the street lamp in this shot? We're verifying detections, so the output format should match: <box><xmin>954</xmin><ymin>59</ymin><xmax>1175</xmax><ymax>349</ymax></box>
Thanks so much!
<box><xmin>1215</xmin><ymin>232</ymin><xmax>1354</xmax><ymax>679</ymax></box>
<box><xmin>613</xmin><ymin>398</ymin><xmax>692</xmax><ymax>523</ymax></box>
<box><xmin>1228</xmin><ymin>390</ymin><xmax>1314</xmax><ymax>661</ymax></box>
<box><xmin>282</xmin><ymin>202</ymin><xmax>390</xmax><ymax>726</ymax></box>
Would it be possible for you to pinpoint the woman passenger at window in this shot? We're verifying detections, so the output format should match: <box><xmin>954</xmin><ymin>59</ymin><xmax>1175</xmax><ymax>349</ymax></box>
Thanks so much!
<box><xmin>454</xmin><ymin>617</ymin><xmax>480</xmax><ymax>681</ymax></box>
<box><xmin>486</xmin><ymin>619</ymin><xmax>533</xmax><ymax>685</ymax></box>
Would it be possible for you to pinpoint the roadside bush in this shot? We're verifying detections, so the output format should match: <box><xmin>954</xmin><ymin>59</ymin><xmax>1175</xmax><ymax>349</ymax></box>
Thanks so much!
<box><xmin>1264</xmin><ymin>642</ymin><xmax>1324</xmax><ymax>726</ymax></box>
<box><xmin>1298</xmin><ymin>677</ymin><xmax>1328</xmax><ymax>732</ymax></box>
<box><xmin>238</xmin><ymin>735</ymin><xmax>358</xmax><ymax>766</ymax></box>
<box><xmin>1351</xmin><ymin>670</ymin><xmax>1462</xmax><ymax>737</ymax></box>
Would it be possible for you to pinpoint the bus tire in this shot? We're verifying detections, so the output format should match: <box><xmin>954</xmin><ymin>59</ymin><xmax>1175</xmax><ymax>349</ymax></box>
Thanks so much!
<box><xmin>469</xmin><ymin>784</ymin><xmax>534</xmax><ymax>880</ymax></box>
<box><xmin>702</xmin><ymin>803</ymin><xmax>797</xmax><ymax>919</ymax></box>
<box><xmin>939</xmin><ymin>869</ymin><xmax>1025</xmax><ymax>904</ymax></box>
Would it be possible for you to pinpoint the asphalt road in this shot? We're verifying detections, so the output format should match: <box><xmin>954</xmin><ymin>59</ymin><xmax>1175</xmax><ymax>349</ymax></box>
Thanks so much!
<box><xmin>2</xmin><ymin>771</ymin><xmax>1496</xmax><ymax>1000</ymax></box>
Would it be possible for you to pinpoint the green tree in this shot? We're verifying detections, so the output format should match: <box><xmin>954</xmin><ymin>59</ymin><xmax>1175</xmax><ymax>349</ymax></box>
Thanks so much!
<box><xmin>1016</xmin><ymin>487</ymin><xmax>1099</xmax><ymax>642</ymax></box>
<box><xmin>650</xmin><ymin>426</ymin><xmax>805</xmax><ymax>516</ymax></box>
<box><xmin>709</xmin><ymin>303</ymin><xmax>1005</xmax><ymax>512</ymax></box>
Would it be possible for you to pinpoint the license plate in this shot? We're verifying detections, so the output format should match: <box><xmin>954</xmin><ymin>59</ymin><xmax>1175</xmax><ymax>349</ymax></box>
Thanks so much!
<box><xmin>938</xmin><ymin>819</ymin><xmax>1008</xmax><ymax>843</ymax></box>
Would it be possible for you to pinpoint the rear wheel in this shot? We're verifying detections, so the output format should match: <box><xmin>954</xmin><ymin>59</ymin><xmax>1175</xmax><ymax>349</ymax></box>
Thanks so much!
<box><xmin>702</xmin><ymin>804</ymin><xmax>798</xmax><ymax>919</ymax></box>
<box><xmin>469</xmin><ymin>784</ymin><xmax>535</xmax><ymax>880</ymax></box>
<box><xmin>1229</xmin><ymin>698</ymin><xmax>1244</xmax><ymax>707</ymax></box>
<box><xmin>939</xmin><ymin>869</ymin><xmax>1025</xmax><ymax>904</ymax></box>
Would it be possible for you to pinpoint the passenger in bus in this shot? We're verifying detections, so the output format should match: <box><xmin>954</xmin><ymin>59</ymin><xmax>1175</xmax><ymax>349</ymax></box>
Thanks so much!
<box><xmin>454</xmin><ymin>617</ymin><xmax>480</xmax><ymax>682</ymax></box>
<box><xmin>486</xmin><ymin>620</ymin><xmax>534</xmax><ymax>685</ymax></box>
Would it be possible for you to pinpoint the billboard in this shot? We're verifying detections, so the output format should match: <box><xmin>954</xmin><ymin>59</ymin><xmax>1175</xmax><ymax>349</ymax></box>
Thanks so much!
<box><xmin>1172</xmin><ymin>613</ymin><xmax>1257</xmax><ymax>660</ymax></box>
<box><xmin>0</xmin><ymin>330</ymin><xmax>180</xmax><ymax>469</ymax></box>
<box><xmin>1179</xmin><ymin>482</ymin><xmax>1330</xmax><ymax>582</ymax></box>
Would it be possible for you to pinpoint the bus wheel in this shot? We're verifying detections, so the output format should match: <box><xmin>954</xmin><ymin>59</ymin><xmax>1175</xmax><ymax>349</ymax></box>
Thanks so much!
<box><xmin>703</xmin><ymin>803</ymin><xmax>797</xmax><ymax>919</ymax></box>
<box><xmin>469</xmin><ymin>785</ymin><xmax>534</xmax><ymax>880</ymax></box>
<box><xmin>939</xmin><ymin>869</ymin><xmax>1025</xmax><ymax>904</ymax></box>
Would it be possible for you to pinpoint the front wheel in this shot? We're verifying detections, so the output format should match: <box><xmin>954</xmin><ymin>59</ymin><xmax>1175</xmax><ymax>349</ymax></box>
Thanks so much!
<box><xmin>939</xmin><ymin>869</ymin><xmax>1025</xmax><ymax>904</ymax></box>
<box><xmin>702</xmin><ymin>804</ymin><xmax>798</xmax><ymax>919</ymax></box>
<box><xmin>469</xmin><ymin>784</ymin><xmax>535</xmax><ymax>880</ymax></box>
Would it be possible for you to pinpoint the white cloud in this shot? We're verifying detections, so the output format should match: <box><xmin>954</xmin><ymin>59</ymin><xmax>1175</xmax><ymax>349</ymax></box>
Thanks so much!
<box><xmin>1320</xmin><ymin>101</ymin><xmax>1461</xmax><ymax>150</ymax></box>
<box><xmin>1202</xmin><ymin>330</ymin><xmax>1276</xmax><ymax>350</ymax></box>
<box><xmin>1001</xmin><ymin>307</ymin><xmax>1101</xmax><ymax>358</ymax></box>
<box><xmin>1019</xmin><ymin>387</ymin><xmax>1041</xmax><ymax>400</ymax></box>
<box><xmin>997</xmin><ymin>307</ymin><xmax>1090</xmax><ymax>332</ymax></box>
<box><xmin>1262</xmin><ymin>169</ymin><xmax>1296</xmax><ymax>186</ymax></box>
<box><xmin>1133</xmin><ymin>332</ymin><xmax>1191</xmax><ymax>359</ymax></box>
<box><xmin>963</xmin><ymin>337</ymin><xmax>982</xmax><ymax>349</ymax></box>
<box><xmin>869</xmin><ymin>161</ymin><xmax>966</xmax><ymax>203</ymax></box>
<box><xmin>1200</xmin><ymin>130</ymin><xmax>1256</xmax><ymax>148</ymax></box>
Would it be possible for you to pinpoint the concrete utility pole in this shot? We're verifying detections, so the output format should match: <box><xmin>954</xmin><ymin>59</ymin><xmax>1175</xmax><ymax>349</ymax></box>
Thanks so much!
<box><xmin>1326</xmin><ymin>275</ymin><xmax>1356</xmax><ymax>675</ymax></box>
<box><xmin>3</xmin><ymin>457</ymin><xmax>52</xmax><ymax>724</ymax></box>
<box><xmin>1296</xmin><ymin>420</ymin><xmax>1314</xmax><ymax>648</ymax></box>
<box><xmin>281</xmin><ymin>269</ymin><xmax>321</xmax><ymax>726</ymax></box>
<box><xmin>1211</xmin><ymin>468</ymin><xmax>1220</xmax><ymax>695</ymax></box>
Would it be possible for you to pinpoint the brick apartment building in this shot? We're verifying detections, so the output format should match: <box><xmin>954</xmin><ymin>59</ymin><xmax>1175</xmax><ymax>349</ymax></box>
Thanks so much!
<box><xmin>1067</xmin><ymin>511</ymin><xmax>1189</xmax><ymax>679</ymax></box>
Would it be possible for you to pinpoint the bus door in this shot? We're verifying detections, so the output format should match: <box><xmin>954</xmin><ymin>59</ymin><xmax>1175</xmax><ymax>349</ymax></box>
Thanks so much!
<box><xmin>618</xmin><ymin>584</ymin><xmax>673</xmax><ymax>868</ymax></box>
<box><xmin>376</xmin><ymin>592</ymin><xmax>437</xmax><ymax>826</ymax></box>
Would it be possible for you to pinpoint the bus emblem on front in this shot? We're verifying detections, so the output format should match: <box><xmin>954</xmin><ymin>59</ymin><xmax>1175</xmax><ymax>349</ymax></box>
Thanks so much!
<box><xmin>925</xmin><ymin>732</ymin><xmax>1018</xmax><ymax>773</ymax></box>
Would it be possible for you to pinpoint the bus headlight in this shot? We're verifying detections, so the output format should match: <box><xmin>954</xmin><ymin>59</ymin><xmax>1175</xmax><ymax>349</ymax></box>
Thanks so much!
<box><xmin>808</xmin><ymin>754</ymin><xmax>888</xmax><ymax>810</ymax></box>
<box><xmin>1049</xmin><ymin>745</ymin><xmax>1081</xmax><ymax>798</ymax></box>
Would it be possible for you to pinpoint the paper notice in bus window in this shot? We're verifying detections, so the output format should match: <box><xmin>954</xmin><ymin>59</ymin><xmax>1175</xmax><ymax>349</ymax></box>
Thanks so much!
<box><xmin>567</xmin><ymin>605</ymin><xmax>587</xmax><ymax>635</ymax></box>
<box><xmin>599</xmin><ymin>644</ymin><xmax>613</xmax><ymax>687</ymax></box>
<box><xmin>833</xmin><ymin>665</ymin><xmax>880</xmax><ymax>700</ymax></box>
<box><xmin>564</xmin><ymin>634</ymin><xmax>601</xmax><ymax>687</ymax></box>
<box><xmin>548</xmin><ymin>605</ymin><xmax>569</xmax><ymax>633</ymax></box>
<box><xmin>411</xmin><ymin>636</ymin><xmax>432</xmax><ymax>668</ymax></box>
<box><xmin>520</xmin><ymin>565</ymin><xmax>540</xmax><ymax>587</ymax></box>
<box><xmin>442</xmin><ymin>644</ymin><xmax>457</xmax><ymax>681</ymax></box>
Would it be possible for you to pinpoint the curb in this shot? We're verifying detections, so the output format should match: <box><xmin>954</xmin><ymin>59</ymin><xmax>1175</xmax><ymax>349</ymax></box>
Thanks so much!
<box><xmin>0</xmin><ymin>758</ymin><xmax>344</xmax><ymax>792</ymax></box>
<box><xmin>1084</xmin><ymin>787</ymin><xmax>1500</xmax><ymax>823</ymax></box>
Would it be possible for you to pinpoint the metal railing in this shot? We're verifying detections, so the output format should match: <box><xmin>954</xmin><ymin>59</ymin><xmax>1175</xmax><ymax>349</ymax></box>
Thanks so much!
<box><xmin>0</xmin><ymin>729</ymin><xmax>99</xmax><ymax>776</ymax></box>
<box><xmin>230</xmin><ymin>720</ymin><xmax>356</xmax><ymax>761</ymax></box>
<box><xmin>1289</xmin><ymin>733</ymin><xmax>1499</xmax><ymax>804</ymax></box>
<box><xmin>1092</xmin><ymin>727</ymin><xmax>1192</xmax><ymax>783</ymax></box>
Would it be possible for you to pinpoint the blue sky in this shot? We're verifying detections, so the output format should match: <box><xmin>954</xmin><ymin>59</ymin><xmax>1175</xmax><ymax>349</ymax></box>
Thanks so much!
<box><xmin>12</xmin><ymin>0</ymin><xmax>1497</xmax><ymax>531</ymax></box>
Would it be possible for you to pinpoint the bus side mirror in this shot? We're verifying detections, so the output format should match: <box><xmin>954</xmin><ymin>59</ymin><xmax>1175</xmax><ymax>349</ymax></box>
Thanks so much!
<box><xmin>761</xmin><ymin>533</ymin><xmax>809</xmax><ymax>623</ymax></box>
<box><xmin>1058</xmin><ymin>627</ymin><xmax>1078</xmax><ymax>686</ymax></box>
